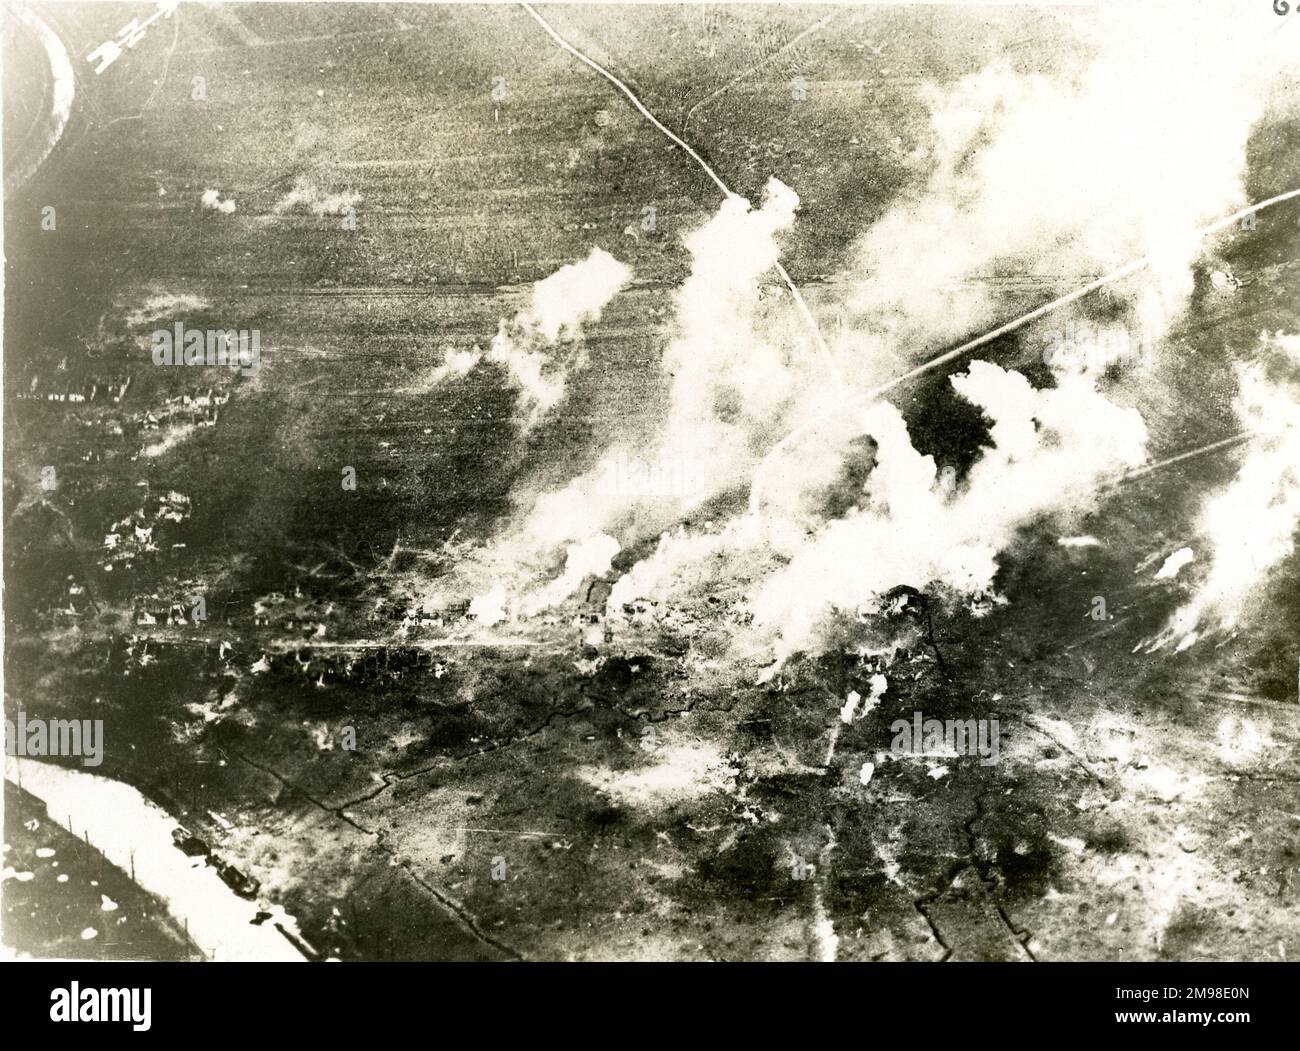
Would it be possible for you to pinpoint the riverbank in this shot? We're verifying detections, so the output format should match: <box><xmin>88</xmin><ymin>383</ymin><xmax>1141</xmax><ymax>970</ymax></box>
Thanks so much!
<box><xmin>5</xmin><ymin>757</ymin><xmax>307</xmax><ymax>961</ymax></box>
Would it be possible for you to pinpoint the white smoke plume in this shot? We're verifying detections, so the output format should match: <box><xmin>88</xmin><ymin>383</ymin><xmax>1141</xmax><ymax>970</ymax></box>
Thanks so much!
<box><xmin>272</xmin><ymin>177</ymin><xmax>361</xmax><ymax>217</ymax></box>
<box><xmin>529</xmin><ymin>247</ymin><xmax>634</xmax><ymax>343</ymax></box>
<box><xmin>200</xmin><ymin>189</ymin><xmax>236</xmax><ymax>215</ymax></box>
<box><xmin>1152</xmin><ymin>332</ymin><xmax>1300</xmax><ymax>652</ymax></box>
<box><xmin>523</xmin><ymin>532</ymin><xmax>621</xmax><ymax>616</ymax></box>
<box><xmin>606</xmin><ymin>516</ymin><xmax>763</xmax><ymax>615</ymax></box>
<box><xmin>524</xmin><ymin>178</ymin><xmax>832</xmax><ymax>540</ymax></box>
<box><xmin>486</xmin><ymin>247</ymin><xmax>631</xmax><ymax>428</ymax></box>
<box><xmin>467</xmin><ymin>582</ymin><xmax>509</xmax><ymax>628</ymax></box>
<box><xmin>422</xmin><ymin>247</ymin><xmax>631</xmax><ymax>428</ymax></box>
<box><xmin>455</xmin><ymin>179</ymin><xmax>821</xmax><ymax>618</ymax></box>
<box><xmin>746</xmin><ymin>359</ymin><xmax>1148</xmax><ymax>666</ymax></box>
<box><xmin>841</xmin><ymin>1</ymin><xmax>1296</xmax><ymax>359</ymax></box>
<box><xmin>422</xmin><ymin>346</ymin><xmax>482</xmax><ymax>388</ymax></box>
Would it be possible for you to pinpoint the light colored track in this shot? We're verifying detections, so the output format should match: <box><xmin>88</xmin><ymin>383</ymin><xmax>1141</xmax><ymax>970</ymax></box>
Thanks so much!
<box><xmin>518</xmin><ymin>2</ymin><xmax>841</xmax><ymax>382</ymax></box>
<box><xmin>681</xmin><ymin>12</ymin><xmax>839</xmax><ymax>135</ymax></box>
<box><xmin>1110</xmin><ymin>430</ymin><xmax>1255</xmax><ymax>487</ymax></box>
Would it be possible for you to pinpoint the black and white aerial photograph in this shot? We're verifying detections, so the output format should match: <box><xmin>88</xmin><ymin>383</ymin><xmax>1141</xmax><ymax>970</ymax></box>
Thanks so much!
<box><xmin>2</xmin><ymin>0</ymin><xmax>1299</xmax><ymax>1010</ymax></box>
